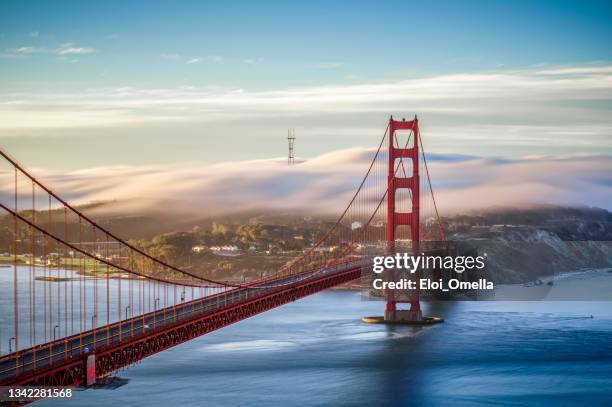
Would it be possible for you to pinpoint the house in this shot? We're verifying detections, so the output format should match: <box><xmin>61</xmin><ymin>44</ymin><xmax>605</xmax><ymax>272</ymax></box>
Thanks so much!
<box><xmin>210</xmin><ymin>245</ymin><xmax>241</xmax><ymax>257</ymax></box>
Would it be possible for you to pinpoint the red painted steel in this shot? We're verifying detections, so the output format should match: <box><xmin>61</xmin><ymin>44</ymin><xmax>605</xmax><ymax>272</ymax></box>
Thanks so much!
<box><xmin>386</xmin><ymin>116</ymin><xmax>420</xmax><ymax>314</ymax></box>
<box><xmin>1</xmin><ymin>265</ymin><xmax>362</xmax><ymax>388</ymax></box>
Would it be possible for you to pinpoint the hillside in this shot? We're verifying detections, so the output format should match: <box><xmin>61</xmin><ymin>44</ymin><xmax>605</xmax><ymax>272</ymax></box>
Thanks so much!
<box><xmin>445</xmin><ymin>206</ymin><xmax>612</xmax><ymax>283</ymax></box>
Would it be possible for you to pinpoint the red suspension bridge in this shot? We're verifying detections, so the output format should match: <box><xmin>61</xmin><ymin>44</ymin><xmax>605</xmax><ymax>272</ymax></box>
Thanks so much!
<box><xmin>0</xmin><ymin>116</ymin><xmax>446</xmax><ymax>393</ymax></box>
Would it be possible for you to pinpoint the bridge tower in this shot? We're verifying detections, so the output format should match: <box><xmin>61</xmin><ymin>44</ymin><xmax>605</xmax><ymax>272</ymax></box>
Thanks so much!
<box><xmin>363</xmin><ymin>115</ymin><xmax>442</xmax><ymax>325</ymax></box>
<box><xmin>385</xmin><ymin>115</ymin><xmax>423</xmax><ymax>322</ymax></box>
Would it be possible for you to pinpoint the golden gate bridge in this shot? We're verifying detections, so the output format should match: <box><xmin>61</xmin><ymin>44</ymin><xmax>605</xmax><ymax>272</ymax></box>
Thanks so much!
<box><xmin>0</xmin><ymin>116</ymin><xmax>447</xmax><ymax>395</ymax></box>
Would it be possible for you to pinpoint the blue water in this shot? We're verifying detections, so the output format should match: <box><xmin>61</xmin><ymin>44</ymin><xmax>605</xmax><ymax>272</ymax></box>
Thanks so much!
<box><xmin>35</xmin><ymin>284</ymin><xmax>612</xmax><ymax>406</ymax></box>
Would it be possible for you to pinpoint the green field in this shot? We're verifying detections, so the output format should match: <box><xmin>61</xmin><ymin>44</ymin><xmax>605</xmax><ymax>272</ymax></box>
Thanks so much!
<box><xmin>0</xmin><ymin>255</ymin><xmax>120</xmax><ymax>277</ymax></box>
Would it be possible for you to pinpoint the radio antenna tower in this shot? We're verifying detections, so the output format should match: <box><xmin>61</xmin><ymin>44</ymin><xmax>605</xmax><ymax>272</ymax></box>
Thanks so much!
<box><xmin>287</xmin><ymin>128</ymin><xmax>296</xmax><ymax>165</ymax></box>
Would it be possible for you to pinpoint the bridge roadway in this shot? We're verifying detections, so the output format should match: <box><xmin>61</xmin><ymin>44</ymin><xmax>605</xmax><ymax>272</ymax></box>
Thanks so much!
<box><xmin>0</xmin><ymin>259</ymin><xmax>368</xmax><ymax>386</ymax></box>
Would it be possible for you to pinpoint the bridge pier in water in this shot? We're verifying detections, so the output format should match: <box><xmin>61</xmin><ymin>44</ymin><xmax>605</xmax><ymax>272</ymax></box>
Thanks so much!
<box><xmin>86</xmin><ymin>354</ymin><xmax>96</xmax><ymax>387</ymax></box>
<box><xmin>363</xmin><ymin>116</ymin><xmax>443</xmax><ymax>325</ymax></box>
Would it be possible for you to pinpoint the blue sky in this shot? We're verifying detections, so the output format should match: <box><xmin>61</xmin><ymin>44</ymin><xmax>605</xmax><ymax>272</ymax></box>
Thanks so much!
<box><xmin>2</xmin><ymin>0</ymin><xmax>611</xmax><ymax>90</ymax></box>
<box><xmin>0</xmin><ymin>0</ymin><xmax>611</xmax><ymax>172</ymax></box>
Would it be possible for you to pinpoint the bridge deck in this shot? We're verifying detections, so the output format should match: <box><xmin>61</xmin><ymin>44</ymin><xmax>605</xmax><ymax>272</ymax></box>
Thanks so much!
<box><xmin>0</xmin><ymin>260</ymin><xmax>366</xmax><ymax>387</ymax></box>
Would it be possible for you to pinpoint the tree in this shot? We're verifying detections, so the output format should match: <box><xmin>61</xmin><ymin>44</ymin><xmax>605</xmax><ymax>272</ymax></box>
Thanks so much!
<box><xmin>211</xmin><ymin>222</ymin><xmax>230</xmax><ymax>236</ymax></box>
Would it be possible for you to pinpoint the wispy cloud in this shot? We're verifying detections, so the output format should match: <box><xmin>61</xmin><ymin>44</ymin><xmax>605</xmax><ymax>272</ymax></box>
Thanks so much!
<box><xmin>4</xmin><ymin>42</ymin><xmax>95</xmax><ymax>57</ymax></box>
<box><xmin>162</xmin><ymin>54</ymin><xmax>224</xmax><ymax>64</ymax></box>
<box><xmin>244</xmin><ymin>57</ymin><xmax>264</xmax><ymax>65</ymax></box>
<box><xmin>1</xmin><ymin>62</ymin><xmax>609</xmax><ymax>121</ymax></box>
<box><xmin>56</xmin><ymin>43</ymin><xmax>94</xmax><ymax>55</ymax></box>
<box><xmin>0</xmin><ymin>62</ymin><xmax>610</xmax><ymax>157</ymax></box>
<box><xmin>12</xmin><ymin>46</ymin><xmax>45</xmax><ymax>55</ymax></box>
<box><xmin>207</xmin><ymin>55</ymin><xmax>224</xmax><ymax>63</ymax></box>
<box><xmin>535</xmin><ymin>66</ymin><xmax>612</xmax><ymax>75</ymax></box>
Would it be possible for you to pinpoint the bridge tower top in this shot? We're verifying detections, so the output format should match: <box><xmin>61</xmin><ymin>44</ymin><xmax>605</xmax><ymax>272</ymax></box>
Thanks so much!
<box><xmin>387</xmin><ymin>115</ymin><xmax>419</xmax><ymax>245</ymax></box>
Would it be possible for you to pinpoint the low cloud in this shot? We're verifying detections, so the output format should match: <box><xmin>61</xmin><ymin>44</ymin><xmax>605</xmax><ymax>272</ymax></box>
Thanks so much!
<box><xmin>3</xmin><ymin>149</ymin><xmax>609</xmax><ymax>217</ymax></box>
<box><xmin>429</xmin><ymin>154</ymin><xmax>612</xmax><ymax>213</ymax></box>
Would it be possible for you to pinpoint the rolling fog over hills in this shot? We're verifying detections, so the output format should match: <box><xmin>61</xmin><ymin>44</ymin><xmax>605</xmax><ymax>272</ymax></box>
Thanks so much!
<box><xmin>17</xmin><ymin>201</ymin><xmax>609</xmax><ymax>242</ymax></box>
